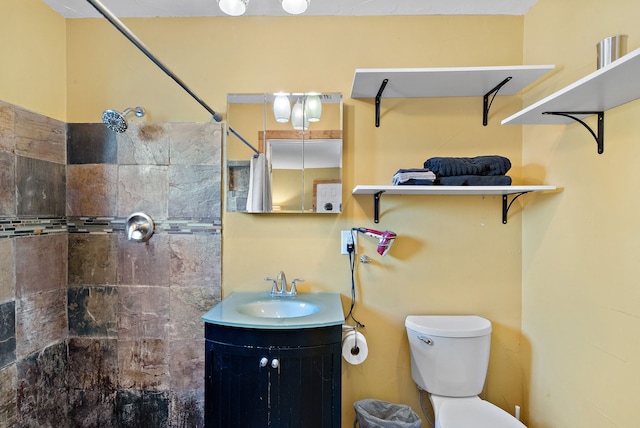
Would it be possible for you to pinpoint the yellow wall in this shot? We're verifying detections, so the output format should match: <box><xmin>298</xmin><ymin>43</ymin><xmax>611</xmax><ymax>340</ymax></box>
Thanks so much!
<box><xmin>4</xmin><ymin>1</ymin><xmax>538</xmax><ymax>425</ymax></box>
<box><xmin>0</xmin><ymin>0</ymin><xmax>66</xmax><ymax>120</ymax></box>
<box><xmin>522</xmin><ymin>1</ymin><xmax>640</xmax><ymax>427</ymax></box>
<box><xmin>63</xmin><ymin>14</ymin><xmax>527</xmax><ymax>425</ymax></box>
<box><xmin>7</xmin><ymin>2</ymin><xmax>640</xmax><ymax>426</ymax></box>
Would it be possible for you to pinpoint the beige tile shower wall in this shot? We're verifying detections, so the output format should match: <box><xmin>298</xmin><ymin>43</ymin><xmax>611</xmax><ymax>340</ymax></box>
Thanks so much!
<box><xmin>1</xmin><ymin>101</ymin><xmax>66</xmax><ymax>218</ymax></box>
<box><xmin>14</xmin><ymin>108</ymin><xmax>66</xmax><ymax>164</ymax></box>
<box><xmin>0</xmin><ymin>240</ymin><xmax>14</xmax><ymax>304</ymax></box>
<box><xmin>0</xmin><ymin>99</ymin><xmax>68</xmax><ymax>426</ymax></box>
<box><xmin>14</xmin><ymin>235</ymin><xmax>68</xmax><ymax>359</ymax></box>
<box><xmin>66</xmin><ymin>121</ymin><xmax>222</xmax><ymax>425</ymax></box>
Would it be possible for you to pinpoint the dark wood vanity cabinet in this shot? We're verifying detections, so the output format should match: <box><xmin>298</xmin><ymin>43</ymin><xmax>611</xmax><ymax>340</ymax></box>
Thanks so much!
<box><xmin>205</xmin><ymin>323</ymin><xmax>342</xmax><ymax>428</ymax></box>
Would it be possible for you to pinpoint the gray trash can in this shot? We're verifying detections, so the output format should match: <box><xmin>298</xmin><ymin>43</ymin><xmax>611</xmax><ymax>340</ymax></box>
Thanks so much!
<box><xmin>354</xmin><ymin>399</ymin><xmax>422</xmax><ymax>428</ymax></box>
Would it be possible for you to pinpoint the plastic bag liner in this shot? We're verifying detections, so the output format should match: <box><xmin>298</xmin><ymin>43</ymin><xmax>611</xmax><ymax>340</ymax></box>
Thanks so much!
<box><xmin>354</xmin><ymin>399</ymin><xmax>422</xmax><ymax>428</ymax></box>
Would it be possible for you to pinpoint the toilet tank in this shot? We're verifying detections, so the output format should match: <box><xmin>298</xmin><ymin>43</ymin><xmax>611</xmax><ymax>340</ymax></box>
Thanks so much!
<box><xmin>405</xmin><ymin>315</ymin><xmax>492</xmax><ymax>397</ymax></box>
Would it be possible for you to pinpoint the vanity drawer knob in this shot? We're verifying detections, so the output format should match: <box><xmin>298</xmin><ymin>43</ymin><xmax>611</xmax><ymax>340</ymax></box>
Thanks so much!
<box><xmin>271</xmin><ymin>359</ymin><xmax>280</xmax><ymax>369</ymax></box>
<box><xmin>260</xmin><ymin>357</ymin><xmax>269</xmax><ymax>367</ymax></box>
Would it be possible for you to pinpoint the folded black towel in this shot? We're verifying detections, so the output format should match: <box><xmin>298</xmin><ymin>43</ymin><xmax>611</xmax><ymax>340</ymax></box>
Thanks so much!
<box><xmin>436</xmin><ymin>175</ymin><xmax>512</xmax><ymax>186</ymax></box>
<box><xmin>424</xmin><ymin>156</ymin><xmax>511</xmax><ymax>177</ymax></box>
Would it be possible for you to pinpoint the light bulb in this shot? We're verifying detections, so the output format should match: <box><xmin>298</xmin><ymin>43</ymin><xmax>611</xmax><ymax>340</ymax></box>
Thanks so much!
<box><xmin>291</xmin><ymin>99</ymin><xmax>309</xmax><ymax>130</ymax></box>
<box><xmin>282</xmin><ymin>0</ymin><xmax>309</xmax><ymax>15</ymax></box>
<box><xmin>273</xmin><ymin>93</ymin><xmax>291</xmax><ymax>123</ymax></box>
<box><xmin>218</xmin><ymin>0</ymin><xmax>248</xmax><ymax>16</ymax></box>
<box><xmin>305</xmin><ymin>94</ymin><xmax>322</xmax><ymax>122</ymax></box>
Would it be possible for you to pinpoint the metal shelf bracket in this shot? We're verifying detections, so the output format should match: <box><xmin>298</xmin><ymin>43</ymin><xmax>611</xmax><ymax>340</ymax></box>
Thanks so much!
<box><xmin>371</xmin><ymin>190</ymin><xmax>533</xmax><ymax>224</ymax></box>
<box><xmin>374</xmin><ymin>74</ymin><xmax>515</xmax><ymax>128</ymax></box>
<box><xmin>483</xmin><ymin>76</ymin><xmax>512</xmax><ymax>126</ymax></box>
<box><xmin>372</xmin><ymin>191</ymin><xmax>385</xmax><ymax>223</ymax></box>
<box><xmin>502</xmin><ymin>192</ymin><xmax>531</xmax><ymax>224</ymax></box>
<box><xmin>374</xmin><ymin>79</ymin><xmax>389</xmax><ymax>127</ymax></box>
<box><xmin>543</xmin><ymin>111</ymin><xmax>605</xmax><ymax>154</ymax></box>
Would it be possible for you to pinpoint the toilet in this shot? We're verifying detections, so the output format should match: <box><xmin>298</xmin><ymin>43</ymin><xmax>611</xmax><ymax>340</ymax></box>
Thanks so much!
<box><xmin>405</xmin><ymin>315</ymin><xmax>526</xmax><ymax>428</ymax></box>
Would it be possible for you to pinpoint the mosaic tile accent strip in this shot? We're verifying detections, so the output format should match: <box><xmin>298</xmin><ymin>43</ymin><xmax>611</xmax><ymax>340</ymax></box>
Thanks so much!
<box><xmin>67</xmin><ymin>216</ymin><xmax>222</xmax><ymax>235</ymax></box>
<box><xmin>0</xmin><ymin>216</ymin><xmax>221</xmax><ymax>238</ymax></box>
<box><xmin>0</xmin><ymin>217</ymin><xmax>67</xmax><ymax>238</ymax></box>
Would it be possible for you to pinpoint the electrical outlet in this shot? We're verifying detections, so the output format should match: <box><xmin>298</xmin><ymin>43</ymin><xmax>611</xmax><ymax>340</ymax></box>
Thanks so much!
<box><xmin>341</xmin><ymin>230</ymin><xmax>356</xmax><ymax>255</ymax></box>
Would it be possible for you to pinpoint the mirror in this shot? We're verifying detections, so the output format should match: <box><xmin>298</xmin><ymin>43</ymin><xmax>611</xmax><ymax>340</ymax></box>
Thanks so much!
<box><xmin>225</xmin><ymin>92</ymin><xmax>343</xmax><ymax>213</ymax></box>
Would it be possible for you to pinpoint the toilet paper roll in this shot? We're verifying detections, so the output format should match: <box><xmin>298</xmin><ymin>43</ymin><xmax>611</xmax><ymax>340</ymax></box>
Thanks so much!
<box><xmin>342</xmin><ymin>331</ymin><xmax>368</xmax><ymax>365</ymax></box>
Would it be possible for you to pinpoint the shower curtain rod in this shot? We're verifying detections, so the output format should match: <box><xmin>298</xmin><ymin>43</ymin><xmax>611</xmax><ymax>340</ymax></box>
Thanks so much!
<box><xmin>85</xmin><ymin>0</ymin><xmax>260</xmax><ymax>155</ymax></box>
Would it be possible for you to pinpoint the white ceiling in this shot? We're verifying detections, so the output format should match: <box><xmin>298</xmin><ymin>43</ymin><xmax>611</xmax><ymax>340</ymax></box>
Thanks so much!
<box><xmin>42</xmin><ymin>0</ymin><xmax>538</xmax><ymax>18</ymax></box>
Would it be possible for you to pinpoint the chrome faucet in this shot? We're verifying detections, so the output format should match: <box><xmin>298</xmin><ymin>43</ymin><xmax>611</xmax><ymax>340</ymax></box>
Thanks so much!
<box><xmin>276</xmin><ymin>271</ymin><xmax>287</xmax><ymax>294</ymax></box>
<box><xmin>264</xmin><ymin>271</ymin><xmax>304</xmax><ymax>296</ymax></box>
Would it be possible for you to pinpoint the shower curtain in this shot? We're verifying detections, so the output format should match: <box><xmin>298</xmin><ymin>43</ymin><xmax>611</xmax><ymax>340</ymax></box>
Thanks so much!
<box><xmin>246</xmin><ymin>153</ymin><xmax>273</xmax><ymax>212</ymax></box>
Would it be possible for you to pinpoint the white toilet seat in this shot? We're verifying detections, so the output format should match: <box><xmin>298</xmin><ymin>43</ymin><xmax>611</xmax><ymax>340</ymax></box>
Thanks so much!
<box><xmin>437</xmin><ymin>398</ymin><xmax>527</xmax><ymax>428</ymax></box>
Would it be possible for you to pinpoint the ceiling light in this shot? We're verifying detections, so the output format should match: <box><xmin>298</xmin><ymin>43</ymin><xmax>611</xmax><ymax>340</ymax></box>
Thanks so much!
<box><xmin>218</xmin><ymin>0</ymin><xmax>248</xmax><ymax>16</ymax></box>
<box><xmin>273</xmin><ymin>93</ymin><xmax>291</xmax><ymax>123</ymax></box>
<box><xmin>281</xmin><ymin>0</ymin><xmax>310</xmax><ymax>15</ymax></box>
<box><xmin>218</xmin><ymin>0</ymin><xmax>310</xmax><ymax>16</ymax></box>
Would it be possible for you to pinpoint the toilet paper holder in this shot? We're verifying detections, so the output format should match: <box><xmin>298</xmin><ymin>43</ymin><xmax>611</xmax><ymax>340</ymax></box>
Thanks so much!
<box><xmin>342</xmin><ymin>327</ymin><xmax>369</xmax><ymax>365</ymax></box>
<box><xmin>344</xmin><ymin>325</ymin><xmax>361</xmax><ymax>354</ymax></box>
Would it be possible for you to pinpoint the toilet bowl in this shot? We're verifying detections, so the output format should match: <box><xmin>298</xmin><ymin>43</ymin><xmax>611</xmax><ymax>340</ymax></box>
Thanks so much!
<box><xmin>431</xmin><ymin>395</ymin><xmax>525</xmax><ymax>428</ymax></box>
<box><xmin>405</xmin><ymin>315</ymin><xmax>526</xmax><ymax>428</ymax></box>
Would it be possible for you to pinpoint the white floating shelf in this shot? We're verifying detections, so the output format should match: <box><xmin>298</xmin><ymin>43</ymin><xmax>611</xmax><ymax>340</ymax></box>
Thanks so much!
<box><xmin>352</xmin><ymin>185</ymin><xmax>556</xmax><ymax>195</ymax></box>
<box><xmin>352</xmin><ymin>185</ymin><xmax>557</xmax><ymax>224</ymax></box>
<box><xmin>350</xmin><ymin>65</ymin><xmax>554</xmax><ymax>126</ymax></box>
<box><xmin>501</xmin><ymin>48</ymin><xmax>640</xmax><ymax>154</ymax></box>
<box><xmin>502</xmin><ymin>47</ymin><xmax>640</xmax><ymax>125</ymax></box>
<box><xmin>350</xmin><ymin>65</ymin><xmax>555</xmax><ymax>98</ymax></box>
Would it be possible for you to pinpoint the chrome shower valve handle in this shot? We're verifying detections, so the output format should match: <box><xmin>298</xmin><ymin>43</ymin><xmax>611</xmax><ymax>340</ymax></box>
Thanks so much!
<box><xmin>125</xmin><ymin>212</ymin><xmax>154</xmax><ymax>242</ymax></box>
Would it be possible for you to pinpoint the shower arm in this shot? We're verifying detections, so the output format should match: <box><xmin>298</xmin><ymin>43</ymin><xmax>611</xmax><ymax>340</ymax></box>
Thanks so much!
<box><xmin>86</xmin><ymin>0</ymin><xmax>260</xmax><ymax>155</ymax></box>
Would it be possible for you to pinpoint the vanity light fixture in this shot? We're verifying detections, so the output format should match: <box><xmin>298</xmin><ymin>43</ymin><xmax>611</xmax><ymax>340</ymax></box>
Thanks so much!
<box><xmin>273</xmin><ymin>93</ymin><xmax>291</xmax><ymax>123</ymax></box>
<box><xmin>281</xmin><ymin>0</ymin><xmax>310</xmax><ymax>15</ymax></box>
<box><xmin>273</xmin><ymin>93</ymin><xmax>321</xmax><ymax>129</ymax></box>
<box><xmin>218</xmin><ymin>0</ymin><xmax>248</xmax><ymax>16</ymax></box>
<box><xmin>218</xmin><ymin>0</ymin><xmax>310</xmax><ymax>16</ymax></box>
<box><xmin>291</xmin><ymin>98</ymin><xmax>309</xmax><ymax>130</ymax></box>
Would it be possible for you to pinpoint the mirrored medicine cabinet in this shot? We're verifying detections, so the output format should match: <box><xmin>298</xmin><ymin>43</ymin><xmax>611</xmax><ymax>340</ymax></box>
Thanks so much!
<box><xmin>225</xmin><ymin>92</ymin><xmax>343</xmax><ymax>214</ymax></box>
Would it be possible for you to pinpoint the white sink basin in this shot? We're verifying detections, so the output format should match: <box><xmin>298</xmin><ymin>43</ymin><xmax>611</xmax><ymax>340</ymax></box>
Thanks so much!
<box><xmin>236</xmin><ymin>300</ymin><xmax>319</xmax><ymax>318</ymax></box>
<box><xmin>202</xmin><ymin>291</ymin><xmax>344</xmax><ymax>329</ymax></box>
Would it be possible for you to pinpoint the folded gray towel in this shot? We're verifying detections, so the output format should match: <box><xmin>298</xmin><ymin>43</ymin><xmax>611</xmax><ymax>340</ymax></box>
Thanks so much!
<box><xmin>424</xmin><ymin>156</ymin><xmax>511</xmax><ymax>177</ymax></box>
<box><xmin>396</xmin><ymin>179</ymin><xmax>435</xmax><ymax>186</ymax></box>
<box><xmin>392</xmin><ymin>168</ymin><xmax>436</xmax><ymax>185</ymax></box>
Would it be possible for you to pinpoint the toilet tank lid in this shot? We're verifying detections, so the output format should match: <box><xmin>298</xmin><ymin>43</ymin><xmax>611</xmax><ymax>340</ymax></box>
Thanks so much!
<box><xmin>405</xmin><ymin>315</ymin><xmax>492</xmax><ymax>337</ymax></box>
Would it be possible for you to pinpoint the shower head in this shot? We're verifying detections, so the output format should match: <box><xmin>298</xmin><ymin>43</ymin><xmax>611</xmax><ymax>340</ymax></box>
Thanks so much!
<box><xmin>101</xmin><ymin>106</ymin><xmax>145</xmax><ymax>133</ymax></box>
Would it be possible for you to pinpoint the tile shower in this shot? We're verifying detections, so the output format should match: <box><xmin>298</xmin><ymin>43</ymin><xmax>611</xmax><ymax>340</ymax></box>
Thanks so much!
<box><xmin>0</xmin><ymin>100</ymin><xmax>222</xmax><ymax>427</ymax></box>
